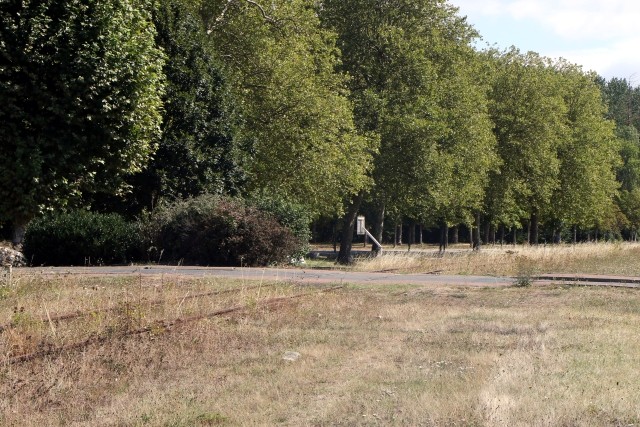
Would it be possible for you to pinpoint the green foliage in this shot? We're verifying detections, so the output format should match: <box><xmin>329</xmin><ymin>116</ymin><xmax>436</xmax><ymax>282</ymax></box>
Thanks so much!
<box><xmin>618</xmin><ymin>189</ymin><xmax>640</xmax><ymax>236</ymax></box>
<box><xmin>322</xmin><ymin>0</ymin><xmax>497</xmax><ymax>249</ymax></box>
<box><xmin>249</xmin><ymin>193</ymin><xmax>312</xmax><ymax>255</ymax></box>
<box><xmin>0</xmin><ymin>0</ymin><xmax>165</xmax><ymax>229</ymax></box>
<box><xmin>143</xmin><ymin>195</ymin><xmax>304</xmax><ymax>266</ymax></box>
<box><xmin>616</xmin><ymin>125</ymin><xmax>640</xmax><ymax>191</ymax></box>
<box><xmin>554</xmin><ymin>63</ymin><xmax>620</xmax><ymax>230</ymax></box>
<box><xmin>600</xmin><ymin>77</ymin><xmax>640</xmax><ymax>131</ymax></box>
<box><xmin>24</xmin><ymin>211</ymin><xmax>139</xmax><ymax>266</ymax></box>
<box><xmin>203</xmin><ymin>0</ymin><xmax>374</xmax><ymax>216</ymax></box>
<box><xmin>139</xmin><ymin>0</ymin><xmax>242</xmax><ymax>204</ymax></box>
<box><xmin>599</xmin><ymin>77</ymin><xmax>640</xmax><ymax>238</ymax></box>
<box><xmin>3</xmin><ymin>0</ymin><xmax>638</xmax><ymax>251</ymax></box>
<box><xmin>485</xmin><ymin>49</ymin><xmax>567</xmax><ymax>229</ymax></box>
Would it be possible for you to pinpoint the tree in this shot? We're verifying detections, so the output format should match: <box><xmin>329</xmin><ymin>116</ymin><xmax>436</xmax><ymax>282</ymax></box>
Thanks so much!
<box><xmin>485</xmin><ymin>49</ymin><xmax>567</xmax><ymax>244</ymax></box>
<box><xmin>201</xmin><ymin>0</ymin><xmax>375</xmax><ymax>218</ymax></box>
<box><xmin>0</xmin><ymin>0</ymin><xmax>165</xmax><ymax>245</ymax></box>
<box><xmin>130</xmin><ymin>0</ymin><xmax>243</xmax><ymax>211</ymax></box>
<box><xmin>597</xmin><ymin>77</ymin><xmax>640</xmax><ymax>240</ymax></box>
<box><xmin>600</xmin><ymin>77</ymin><xmax>640</xmax><ymax>130</ymax></box>
<box><xmin>420</xmin><ymin>52</ymin><xmax>497</xmax><ymax>249</ymax></box>
<box><xmin>553</xmin><ymin>63</ymin><xmax>620</xmax><ymax>237</ymax></box>
<box><xmin>616</xmin><ymin>125</ymin><xmax>640</xmax><ymax>192</ymax></box>
<box><xmin>321</xmin><ymin>0</ymin><xmax>496</xmax><ymax>261</ymax></box>
<box><xmin>618</xmin><ymin>188</ymin><xmax>640</xmax><ymax>240</ymax></box>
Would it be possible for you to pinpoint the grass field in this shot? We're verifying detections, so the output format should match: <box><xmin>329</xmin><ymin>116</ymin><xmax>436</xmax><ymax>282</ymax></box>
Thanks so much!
<box><xmin>352</xmin><ymin>242</ymin><xmax>640</xmax><ymax>277</ymax></box>
<box><xmin>2</xmin><ymin>272</ymin><xmax>640</xmax><ymax>426</ymax></box>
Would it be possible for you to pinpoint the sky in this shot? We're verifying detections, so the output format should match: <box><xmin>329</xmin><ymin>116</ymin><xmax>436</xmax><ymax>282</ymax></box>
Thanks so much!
<box><xmin>449</xmin><ymin>0</ymin><xmax>640</xmax><ymax>81</ymax></box>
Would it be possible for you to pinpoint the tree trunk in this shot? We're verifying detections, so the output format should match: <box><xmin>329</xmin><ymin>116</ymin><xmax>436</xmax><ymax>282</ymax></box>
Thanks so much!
<box><xmin>332</xmin><ymin>217</ymin><xmax>338</xmax><ymax>253</ymax></box>
<box><xmin>530</xmin><ymin>211</ymin><xmax>539</xmax><ymax>245</ymax></box>
<box><xmin>408</xmin><ymin>221</ymin><xmax>415</xmax><ymax>251</ymax></box>
<box><xmin>469</xmin><ymin>224</ymin><xmax>474</xmax><ymax>248</ymax></box>
<box><xmin>512</xmin><ymin>227</ymin><xmax>517</xmax><ymax>246</ymax></box>
<box><xmin>393</xmin><ymin>224</ymin><xmax>397</xmax><ymax>248</ymax></box>
<box><xmin>337</xmin><ymin>192</ymin><xmax>364</xmax><ymax>265</ymax></box>
<box><xmin>418</xmin><ymin>224</ymin><xmax>423</xmax><ymax>245</ymax></box>
<box><xmin>445</xmin><ymin>223</ymin><xmax>449</xmax><ymax>249</ymax></box>
<box><xmin>397</xmin><ymin>223</ymin><xmax>403</xmax><ymax>245</ymax></box>
<box><xmin>439</xmin><ymin>222</ymin><xmax>449</xmax><ymax>253</ymax></box>
<box><xmin>370</xmin><ymin>204</ymin><xmax>384</xmax><ymax>255</ymax></box>
<box><xmin>473</xmin><ymin>212</ymin><xmax>481</xmax><ymax>251</ymax></box>
<box><xmin>452</xmin><ymin>226</ymin><xmax>459</xmax><ymax>244</ymax></box>
<box><xmin>499</xmin><ymin>225</ymin><xmax>505</xmax><ymax>247</ymax></box>
<box><xmin>483</xmin><ymin>220</ymin><xmax>491</xmax><ymax>246</ymax></box>
<box><xmin>372</xmin><ymin>202</ymin><xmax>385</xmax><ymax>245</ymax></box>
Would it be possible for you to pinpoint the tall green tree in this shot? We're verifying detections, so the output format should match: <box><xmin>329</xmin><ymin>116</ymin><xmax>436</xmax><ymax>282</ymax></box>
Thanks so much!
<box><xmin>132</xmin><ymin>0</ymin><xmax>242</xmax><ymax>211</ymax></box>
<box><xmin>485</xmin><ymin>49</ymin><xmax>567</xmax><ymax>244</ymax></box>
<box><xmin>553</xmin><ymin>63</ymin><xmax>620</xmax><ymax>238</ymax></box>
<box><xmin>321</xmin><ymin>0</ymin><xmax>496</xmax><ymax>261</ymax></box>
<box><xmin>600</xmin><ymin>77</ymin><xmax>640</xmax><ymax>130</ymax></box>
<box><xmin>616</xmin><ymin>125</ymin><xmax>640</xmax><ymax>192</ymax></box>
<box><xmin>201</xmin><ymin>0</ymin><xmax>374</xmax><ymax>217</ymax></box>
<box><xmin>618</xmin><ymin>188</ymin><xmax>640</xmax><ymax>240</ymax></box>
<box><xmin>597</xmin><ymin>77</ymin><xmax>640</xmax><ymax>239</ymax></box>
<box><xmin>0</xmin><ymin>0</ymin><xmax>165</xmax><ymax>244</ymax></box>
<box><xmin>419</xmin><ymin>51</ymin><xmax>497</xmax><ymax>247</ymax></box>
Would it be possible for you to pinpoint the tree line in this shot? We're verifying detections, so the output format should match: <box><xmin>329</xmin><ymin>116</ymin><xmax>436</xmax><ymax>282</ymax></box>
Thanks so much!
<box><xmin>1</xmin><ymin>0</ymin><xmax>638</xmax><ymax>264</ymax></box>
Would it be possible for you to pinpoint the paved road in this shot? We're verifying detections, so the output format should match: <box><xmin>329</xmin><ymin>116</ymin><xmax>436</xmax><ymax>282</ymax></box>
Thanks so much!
<box><xmin>12</xmin><ymin>266</ymin><xmax>640</xmax><ymax>288</ymax></box>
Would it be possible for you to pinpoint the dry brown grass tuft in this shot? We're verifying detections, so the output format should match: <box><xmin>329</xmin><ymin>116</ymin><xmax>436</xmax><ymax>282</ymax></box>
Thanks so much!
<box><xmin>2</xmin><ymin>273</ymin><xmax>640</xmax><ymax>425</ymax></box>
<box><xmin>355</xmin><ymin>242</ymin><xmax>640</xmax><ymax>276</ymax></box>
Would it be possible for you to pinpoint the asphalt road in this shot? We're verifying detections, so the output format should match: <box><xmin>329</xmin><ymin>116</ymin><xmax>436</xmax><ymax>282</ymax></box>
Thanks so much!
<box><xmin>12</xmin><ymin>266</ymin><xmax>640</xmax><ymax>288</ymax></box>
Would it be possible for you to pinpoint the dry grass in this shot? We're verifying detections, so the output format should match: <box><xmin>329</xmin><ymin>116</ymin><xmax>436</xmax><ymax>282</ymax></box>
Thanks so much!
<box><xmin>355</xmin><ymin>242</ymin><xmax>640</xmax><ymax>277</ymax></box>
<box><xmin>2</xmin><ymin>273</ymin><xmax>640</xmax><ymax>426</ymax></box>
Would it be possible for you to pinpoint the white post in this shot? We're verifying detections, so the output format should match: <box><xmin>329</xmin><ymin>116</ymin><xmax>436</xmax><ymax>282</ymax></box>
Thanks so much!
<box><xmin>357</xmin><ymin>215</ymin><xmax>366</xmax><ymax>235</ymax></box>
<box><xmin>363</xmin><ymin>228</ymin><xmax>382</xmax><ymax>251</ymax></box>
<box><xmin>356</xmin><ymin>215</ymin><xmax>382</xmax><ymax>254</ymax></box>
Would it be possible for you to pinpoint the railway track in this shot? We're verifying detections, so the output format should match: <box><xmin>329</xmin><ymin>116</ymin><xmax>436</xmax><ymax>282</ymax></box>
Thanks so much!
<box><xmin>3</xmin><ymin>285</ymin><xmax>342</xmax><ymax>365</ymax></box>
<box><xmin>0</xmin><ymin>282</ymin><xmax>280</xmax><ymax>334</ymax></box>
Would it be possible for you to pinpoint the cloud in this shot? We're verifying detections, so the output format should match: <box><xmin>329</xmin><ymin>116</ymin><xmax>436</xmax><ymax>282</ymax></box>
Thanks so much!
<box><xmin>453</xmin><ymin>0</ymin><xmax>640</xmax><ymax>40</ymax></box>
<box><xmin>451</xmin><ymin>0</ymin><xmax>640</xmax><ymax>78</ymax></box>
<box><xmin>551</xmin><ymin>36</ymin><xmax>640</xmax><ymax>79</ymax></box>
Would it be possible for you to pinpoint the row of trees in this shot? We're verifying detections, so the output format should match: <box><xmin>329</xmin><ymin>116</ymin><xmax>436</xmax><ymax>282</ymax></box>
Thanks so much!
<box><xmin>1</xmin><ymin>0</ymin><xmax>639</xmax><ymax>264</ymax></box>
<box><xmin>324</xmin><ymin>2</ymin><xmax>625</xmax><ymax>261</ymax></box>
<box><xmin>1</xmin><ymin>0</ymin><xmax>373</xmax><ymax>246</ymax></box>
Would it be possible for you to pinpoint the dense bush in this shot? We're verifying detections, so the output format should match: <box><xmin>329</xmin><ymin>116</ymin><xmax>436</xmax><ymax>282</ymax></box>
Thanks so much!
<box><xmin>24</xmin><ymin>211</ymin><xmax>139</xmax><ymax>266</ymax></box>
<box><xmin>143</xmin><ymin>195</ymin><xmax>305</xmax><ymax>266</ymax></box>
<box><xmin>249</xmin><ymin>193</ymin><xmax>312</xmax><ymax>257</ymax></box>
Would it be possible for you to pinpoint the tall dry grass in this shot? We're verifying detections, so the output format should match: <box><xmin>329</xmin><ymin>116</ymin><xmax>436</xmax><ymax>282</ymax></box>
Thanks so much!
<box><xmin>355</xmin><ymin>242</ymin><xmax>640</xmax><ymax>276</ymax></box>
<box><xmin>2</xmin><ymin>273</ymin><xmax>640</xmax><ymax>425</ymax></box>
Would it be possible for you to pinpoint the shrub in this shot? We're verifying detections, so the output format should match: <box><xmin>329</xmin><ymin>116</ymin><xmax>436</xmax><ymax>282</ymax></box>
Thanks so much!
<box><xmin>249</xmin><ymin>193</ymin><xmax>312</xmax><ymax>257</ymax></box>
<box><xmin>24</xmin><ymin>211</ymin><xmax>139</xmax><ymax>266</ymax></box>
<box><xmin>142</xmin><ymin>195</ymin><xmax>304</xmax><ymax>266</ymax></box>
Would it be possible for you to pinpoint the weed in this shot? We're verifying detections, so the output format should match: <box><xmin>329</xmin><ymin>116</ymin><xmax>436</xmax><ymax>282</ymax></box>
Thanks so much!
<box><xmin>513</xmin><ymin>268</ymin><xmax>533</xmax><ymax>287</ymax></box>
<box><xmin>194</xmin><ymin>412</ymin><xmax>229</xmax><ymax>425</ymax></box>
<box><xmin>11</xmin><ymin>306</ymin><xmax>36</xmax><ymax>328</ymax></box>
